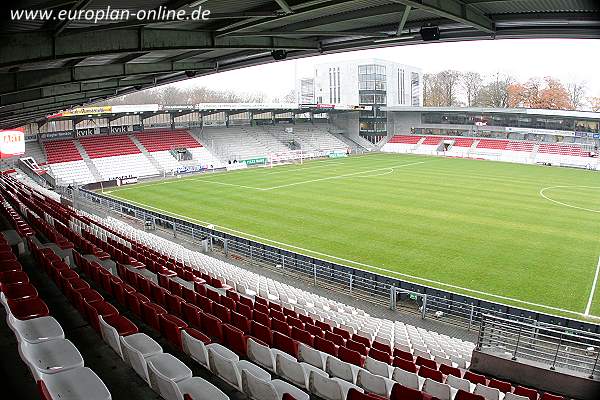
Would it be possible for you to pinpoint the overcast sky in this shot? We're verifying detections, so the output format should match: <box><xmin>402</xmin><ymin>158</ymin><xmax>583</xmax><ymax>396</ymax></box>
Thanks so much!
<box><xmin>172</xmin><ymin>38</ymin><xmax>600</xmax><ymax>103</ymax></box>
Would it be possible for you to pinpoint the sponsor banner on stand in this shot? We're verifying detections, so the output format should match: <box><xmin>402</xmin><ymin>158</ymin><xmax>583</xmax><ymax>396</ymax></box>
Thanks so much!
<box><xmin>0</xmin><ymin>128</ymin><xmax>25</xmax><ymax>159</ymax></box>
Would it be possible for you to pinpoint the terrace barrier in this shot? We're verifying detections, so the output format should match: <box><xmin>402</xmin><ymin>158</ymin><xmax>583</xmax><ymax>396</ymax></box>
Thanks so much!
<box><xmin>71</xmin><ymin>186</ymin><xmax>600</xmax><ymax>378</ymax></box>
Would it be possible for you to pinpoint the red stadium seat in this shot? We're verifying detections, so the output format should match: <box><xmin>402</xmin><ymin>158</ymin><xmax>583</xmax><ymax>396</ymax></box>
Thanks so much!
<box><xmin>371</xmin><ymin>340</ymin><xmax>391</xmax><ymax>354</ymax></box>
<box><xmin>324</xmin><ymin>331</ymin><xmax>346</xmax><ymax>347</ymax></box>
<box><xmin>85</xmin><ymin>300</ymin><xmax>119</xmax><ymax>332</ymax></box>
<box><xmin>181</xmin><ymin>302</ymin><xmax>203</xmax><ymax>329</ymax></box>
<box><xmin>270</xmin><ymin>309</ymin><xmax>286</xmax><ymax>322</ymax></box>
<box><xmin>125</xmin><ymin>291</ymin><xmax>150</xmax><ymax>317</ymax></box>
<box><xmin>418</xmin><ymin>366</ymin><xmax>444</xmax><ymax>383</ymax></box>
<box><xmin>7</xmin><ymin>297</ymin><xmax>50</xmax><ymax>320</ymax></box>
<box><xmin>212</xmin><ymin>302</ymin><xmax>231</xmax><ymax>324</ymax></box>
<box><xmin>253</xmin><ymin>310</ymin><xmax>271</xmax><ymax>328</ymax></box>
<box><xmin>346</xmin><ymin>339</ymin><xmax>368</xmax><ymax>356</ymax></box>
<box><xmin>439</xmin><ymin>364</ymin><xmax>462</xmax><ymax>378</ymax></box>
<box><xmin>103</xmin><ymin>314</ymin><xmax>138</xmax><ymax>337</ymax></box>
<box><xmin>390</xmin><ymin>383</ymin><xmax>433</xmax><ymax>400</ymax></box>
<box><xmin>1</xmin><ymin>283</ymin><xmax>38</xmax><ymax>302</ymax></box>
<box><xmin>291</xmin><ymin>327</ymin><xmax>314</xmax><ymax>347</ymax></box>
<box><xmin>220</xmin><ymin>295</ymin><xmax>236</xmax><ymax>310</ymax></box>
<box><xmin>347</xmin><ymin>388</ymin><xmax>388</xmax><ymax>400</ymax></box>
<box><xmin>272</xmin><ymin>331</ymin><xmax>298</xmax><ymax>358</ymax></box>
<box><xmin>369</xmin><ymin>347</ymin><xmax>392</xmax><ymax>364</ymax></box>
<box><xmin>223</xmin><ymin>324</ymin><xmax>247</xmax><ymax>356</ymax></box>
<box><xmin>141</xmin><ymin>302</ymin><xmax>167</xmax><ymax>332</ymax></box>
<box><xmin>332</xmin><ymin>327</ymin><xmax>351</xmax><ymax>340</ymax></box>
<box><xmin>415</xmin><ymin>356</ymin><xmax>437</xmax><ymax>370</ymax></box>
<box><xmin>287</xmin><ymin>316</ymin><xmax>304</xmax><ymax>330</ymax></box>
<box><xmin>314</xmin><ymin>336</ymin><xmax>338</xmax><ymax>357</ymax></box>
<box><xmin>304</xmin><ymin>323</ymin><xmax>324</xmax><ymax>338</ymax></box>
<box><xmin>73</xmin><ymin>288</ymin><xmax>103</xmax><ymax>315</ymax></box>
<box><xmin>393</xmin><ymin>348</ymin><xmax>413</xmax><ymax>361</ymax></box>
<box><xmin>164</xmin><ymin>293</ymin><xmax>184</xmax><ymax>317</ymax></box>
<box><xmin>201</xmin><ymin>313</ymin><xmax>223</xmax><ymax>342</ymax></box>
<box><xmin>338</xmin><ymin>346</ymin><xmax>365</xmax><ymax>368</ymax></box>
<box><xmin>464</xmin><ymin>371</ymin><xmax>487</xmax><ymax>386</ymax></box>
<box><xmin>236</xmin><ymin>302</ymin><xmax>253</xmax><ymax>320</ymax></box>
<box><xmin>455</xmin><ymin>390</ymin><xmax>485</xmax><ymax>400</ymax></box>
<box><xmin>250</xmin><ymin>321</ymin><xmax>272</xmax><ymax>346</ymax></box>
<box><xmin>159</xmin><ymin>313</ymin><xmax>188</xmax><ymax>351</ymax></box>
<box><xmin>393</xmin><ymin>357</ymin><xmax>418</xmax><ymax>373</ymax></box>
<box><xmin>230</xmin><ymin>311</ymin><xmax>251</xmax><ymax>334</ymax></box>
<box><xmin>195</xmin><ymin>295</ymin><xmax>213</xmax><ymax>315</ymax></box>
<box><xmin>489</xmin><ymin>379</ymin><xmax>512</xmax><ymax>393</ymax></box>
<box><xmin>514</xmin><ymin>386</ymin><xmax>539</xmax><ymax>400</ymax></box>
<box><xmin>271</xmin><ymin>318</ymin><xmax>291</xmax><ymax>336</ymax></box>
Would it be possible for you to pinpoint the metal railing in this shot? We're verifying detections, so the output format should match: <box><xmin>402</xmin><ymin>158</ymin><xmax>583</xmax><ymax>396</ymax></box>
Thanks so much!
<box><xmin>477</xmin><ymin>314</ymin><xmax>600</xmax><ymax>378</ymax></box>
<box><xmin>70</xmin><ymin>187</ymin><xmax>600</xmax><ymax>354</ymax></box>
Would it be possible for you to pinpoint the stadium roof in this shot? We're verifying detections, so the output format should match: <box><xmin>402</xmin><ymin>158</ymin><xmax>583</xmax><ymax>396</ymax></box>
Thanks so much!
<box><xmin>383</xmin><ymin>106</ymin><xmax>600</xmax><ymax>120</ymax></box>
<box><xmin>1</xmin><ymin>0</ymin><xmax>599</xmax><ymax>129</ymax></box>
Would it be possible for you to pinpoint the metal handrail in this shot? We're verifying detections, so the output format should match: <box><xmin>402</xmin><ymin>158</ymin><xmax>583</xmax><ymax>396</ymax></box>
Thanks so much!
<box><xmin>72</xmin><ymin>187</ymin><xmax>600</xmax><ymax>342</ymax></box>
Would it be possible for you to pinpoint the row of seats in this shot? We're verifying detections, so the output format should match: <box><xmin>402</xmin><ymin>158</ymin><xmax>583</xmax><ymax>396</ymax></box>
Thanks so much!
<box><xmin>30</xmin><ymin>239</ymin><xmax>230</xmax><ymax>400</ymax></box>
<box><xmin>388</xmin><ymin>135</ymin><xmax>422</xmax><ymax>144</ymax></box>
<box><xmin>86</xmin><ymin>214</ymin><xmax>474</xmax><ymax>366</ymax></box>
<box><xmin>79</xmin><ymin>135</ymin><xmax>141</xmax><ymax>158</ymax></box>
<box><xmin>0</xmin><ymin>211</ymin><xmax>111</xmax><ymax>400</ymax></box>
<box><xmin>135</xmin><ymin>130</ymin><xmax>203</xmax><ymax>152</ymax></box>
<box><xmin>42</xmin><ymin>139</ymin><xmax>83</xmax><ymax>163</ymax></box>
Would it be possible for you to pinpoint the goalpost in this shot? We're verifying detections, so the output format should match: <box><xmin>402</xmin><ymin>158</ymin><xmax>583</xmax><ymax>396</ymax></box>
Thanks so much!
<box><xmin>269</xmin><ymin>150</ymin><xmax>304</xmax><ymax>168</ymax></box>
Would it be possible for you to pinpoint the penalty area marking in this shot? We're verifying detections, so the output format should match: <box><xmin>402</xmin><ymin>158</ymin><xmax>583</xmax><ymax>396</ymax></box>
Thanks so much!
<box><xmin>584</xmin><ymin>256</ymin><xmax>600</xmax><ymax>316</ymax></box>
<box><xmin>539</xmin><ymin>185</ymin><xmax>600</xmax><ymax>213</ymax></box>
<box><xmin>105</xmin><ymin>193</ymin><xmax>592</xmax><ymax>318</ymax></box>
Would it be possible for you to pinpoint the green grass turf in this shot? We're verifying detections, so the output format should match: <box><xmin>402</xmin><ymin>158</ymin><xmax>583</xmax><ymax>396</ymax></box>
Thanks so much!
<box><xmin>105</xmin><ymin>153</ymin><xmax>600</xmax><ymax>320</ymax></box>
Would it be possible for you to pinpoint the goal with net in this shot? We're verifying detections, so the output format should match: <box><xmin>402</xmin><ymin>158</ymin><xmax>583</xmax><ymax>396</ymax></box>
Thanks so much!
<box><xmin>269</xmin><ymin>150</ymin><xmax>304</xmax><ymax>168</ymax></box>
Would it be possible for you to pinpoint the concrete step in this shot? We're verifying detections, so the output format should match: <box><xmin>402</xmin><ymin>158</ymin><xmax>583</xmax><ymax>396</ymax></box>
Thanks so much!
<box><xmin>129</xmin><ymin>135</ymin><xmax>163</xmax><ymax>172</ymax></box>
<box><xmin>73</xmin><ymin>141</ymin><xmax>102</xmax><ymax>182</ymax></box>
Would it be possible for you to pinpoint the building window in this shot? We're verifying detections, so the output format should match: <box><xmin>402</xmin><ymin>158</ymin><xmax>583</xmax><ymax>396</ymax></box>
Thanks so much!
<box><xmin>411</xmin><ymin>72</ymin><xmax>420</xmax><ymax>106</ymax></box>
<box><xmin>358</xmin><ymin>64</ymin><xmax>386</xmax><ymax>91</ymax></box>
<box><xmin>398</xmin><ymin>69</ymin><xmax>405</xmax><ymax>104</ymax></box>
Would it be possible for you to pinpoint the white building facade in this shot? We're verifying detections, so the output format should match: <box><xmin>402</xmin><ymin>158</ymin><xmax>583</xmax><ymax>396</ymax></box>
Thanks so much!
<box><xmin>300</xmin><ymin>58</ymin><xmax>422</xmax><ymax>143</ymax></box>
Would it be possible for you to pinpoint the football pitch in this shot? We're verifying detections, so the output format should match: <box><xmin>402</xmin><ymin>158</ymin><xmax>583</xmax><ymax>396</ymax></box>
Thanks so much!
<box><xmin>105</xmin><ymin>153</ymin><xmax>600</xmax><ymax>320</ymax></box>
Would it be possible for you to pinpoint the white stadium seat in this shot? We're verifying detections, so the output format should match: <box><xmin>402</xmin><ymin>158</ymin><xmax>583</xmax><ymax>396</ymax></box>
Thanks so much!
<box><xmin>20</xmin><ymin>339</ymin><xmax>85</xmax><ymax>381</ymax></box>
<box><xmin>38</xmin><ymin>367</ymin><xmax>111</xmax><ymax>400</ymax></box>
<box><xmin>7</xmin><ymin>314</ymin><xmax>64</xmax><ymax>344</ymax></box>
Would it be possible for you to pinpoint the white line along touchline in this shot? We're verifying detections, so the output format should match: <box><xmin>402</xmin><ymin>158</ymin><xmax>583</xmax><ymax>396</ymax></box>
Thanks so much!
<box><xmin>105</xmin><ymin>193</ymin><xmax>593</xmax><ymax>318</ymax></box>
<box><xmin>584</xmin><ymin>256</ymin><xmax>600</xmax><ymax>316</ymax></box>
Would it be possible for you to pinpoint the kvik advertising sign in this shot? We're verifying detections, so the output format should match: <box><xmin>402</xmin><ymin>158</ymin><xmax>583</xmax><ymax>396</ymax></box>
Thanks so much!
<box><xmin>0</xmin><ymin>128</ymin><xmax>25</xmax><ymax>159</ymax></box>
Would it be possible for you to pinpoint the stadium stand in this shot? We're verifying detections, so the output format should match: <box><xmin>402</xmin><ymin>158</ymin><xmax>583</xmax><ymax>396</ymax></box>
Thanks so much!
<box><xmin>135</xmin><ymin>129</ymin><xmax>202</xmax><ymax>152</ymax></box>
<box><xmin>43</xmin><ymin>139</ymin><xmax>83</xmax><ymax>163</ymax></box>
<box><xmin>383</xmin><ymin>134</ymin><xmax>596</xmax><ymax>168</ymax></box>
<box><xmin>0</xmin><ymin>173</ymin><xmax>571</xmax><ymax>400</ymax></box>
<box><xmin>265</xmin><ymin>124</ymin><xmax>348</xmax><ymax>152</ymax></box>
<box><xmin>79</xmin><ymin>135</ymin><xmax>141</xmax><ymax>158</ymax></box>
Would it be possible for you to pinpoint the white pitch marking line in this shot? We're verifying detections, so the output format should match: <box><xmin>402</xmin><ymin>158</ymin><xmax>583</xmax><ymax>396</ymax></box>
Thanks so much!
<box><xmin>584</xmin><ymin>256</ymin><xmax>600</xmax><ymax>316</ymax></box>
<box><xmin>539</xmin><ymin>185</ymin><xmax>600</xmax><ymax>213</ymax></box>
<box><xmin>105</xmin><ymin>193</ymin><xmax>591</xmax><ymax>318</ymax></box>
<box><xmin>263</xmin><ymin>161</ymin><xmax>427</xmax><ymax>190</ymax></box>
<box><xmin>351</xmin><ymin>168</ymin><xmax>395</xmax><ymax>178</ymax></box>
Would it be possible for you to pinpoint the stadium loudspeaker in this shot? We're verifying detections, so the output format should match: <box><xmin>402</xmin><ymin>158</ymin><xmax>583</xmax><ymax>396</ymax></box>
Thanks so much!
<box><xmin>271</xmin><ymin>50</ymin><xmax>288</xmax><ymax>61</ymax></box>
<box><xmin>419</xmin><ymin>25</ymin><xmax>440</xmax><ymax>41</ymax></box>
<box><xmin>185</xmin><ymin>70</ymin><xmax>197</xmax><ymax>78</ymax></box>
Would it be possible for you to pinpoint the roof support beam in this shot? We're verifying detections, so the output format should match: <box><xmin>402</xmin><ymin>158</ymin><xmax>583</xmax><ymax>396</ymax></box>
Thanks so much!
<box><xmin>273</xmin><ymin>0</ymin><xmax>293</xmax><ymax>14</ymax></box>
<box><xmin>0</xmin><ymin>29</ymin><xmax>319</xmax><ymax>69</ymax></box>
<box><xmin>388</xmin><ymin>0</ymin><xmax>494</xmax><ymax>33</ymax></box>
<box><xmin>0</xmin><ymin>61</ymin><xmax>215</xmax><ymax>95</ymax></box>
<box><xmin>397</xmin><ymin>6</ymin><xmax>411</xmax><ymax>35</ymax></box>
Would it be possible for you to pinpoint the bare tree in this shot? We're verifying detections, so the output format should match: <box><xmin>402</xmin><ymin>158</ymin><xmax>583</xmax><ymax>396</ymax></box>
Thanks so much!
<box><xmin>423</xmin><ymin>70</ymin><xmax>461</xmax><ymax>106</ymax></box>
<box><xmin>477</xmin><ymin>72</ymin><xmax>514</xmax><ymax>108</ymax></box>
<box><xmin>461</xmin><ymin>72</ymin><xmax>483</xmax><ymax>107</ymax></box>
<box><xmin>566</xmin><ymin>80</ymin><xmax>587</xmax><ymax>110</ymax></box>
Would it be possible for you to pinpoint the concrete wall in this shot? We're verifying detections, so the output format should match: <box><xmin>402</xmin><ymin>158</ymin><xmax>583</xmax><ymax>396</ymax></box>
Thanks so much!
<box><xmin>387</xmin><ymin>111</ymin><xmax>422</xmax><ymax>138</ymax></box>
<box><xmin>471</xmin><ymin>350</ymin><xmax>600</xmax><ymax>400</ymax></box>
